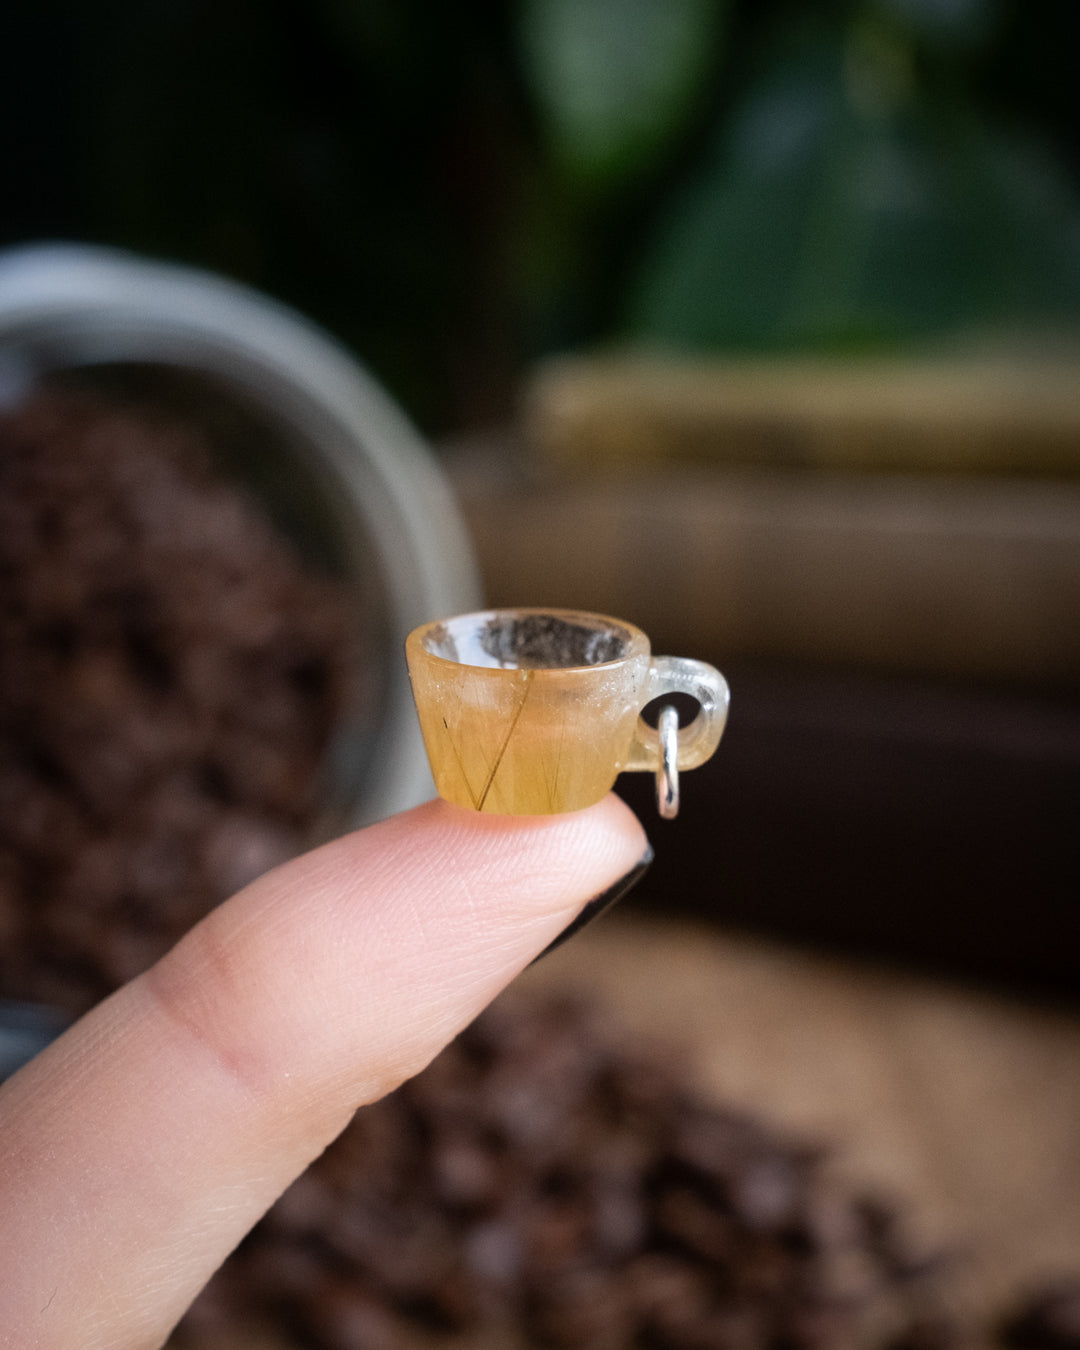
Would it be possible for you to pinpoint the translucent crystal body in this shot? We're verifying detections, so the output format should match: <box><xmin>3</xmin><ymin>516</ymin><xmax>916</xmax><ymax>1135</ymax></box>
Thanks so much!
<box><xmin>407</xmin><ymin>609</ymin><xmax>729</xmax><ymax>816</ymax></box>
<box><xmin>407</xmin><ymin>611</ymin><xmax>650</xmax><ymax>814</ymax></box>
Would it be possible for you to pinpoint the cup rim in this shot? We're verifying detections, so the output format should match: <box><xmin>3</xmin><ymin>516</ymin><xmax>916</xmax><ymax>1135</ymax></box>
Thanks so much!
<box><xmin>407</xmin><ymin>606</ymin><xmax>651</xmax><ymax>673</ymax></box>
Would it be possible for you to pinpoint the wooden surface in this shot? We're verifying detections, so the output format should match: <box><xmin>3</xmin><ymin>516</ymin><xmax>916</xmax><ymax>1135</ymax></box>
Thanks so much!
<box><xmin>446</xmin><ymin>436</ymin><xmax>1080</xmax><ymax>993</ymax></box>
<box><xmin>524</xmin><ymin>354</ymin><xmax>1080</xmax><ymax>477</ymax></box>
<box><xmin>523</xmin><ymin>915</ymin><xmax>1080</xmax><ymax>1327</ymax></box>
<box><xmin>449</xmin><ymin>446</ymin><xmax>1080</xmax><ymax>686</ymax></box>
<box><xmin>208</xmin><ymin>914</ymin><xmax>1080</xmax><ymax>1347</ymax></box>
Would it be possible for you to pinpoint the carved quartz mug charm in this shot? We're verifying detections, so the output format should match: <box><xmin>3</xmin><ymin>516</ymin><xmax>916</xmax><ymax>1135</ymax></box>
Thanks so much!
<box><xmin>406</xmin><ymin>608</ymin><xmax>729</xmax><ymax>817</ymax></box>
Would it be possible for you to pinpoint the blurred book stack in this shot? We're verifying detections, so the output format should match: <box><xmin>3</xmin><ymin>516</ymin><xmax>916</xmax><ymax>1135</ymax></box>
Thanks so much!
<box><xmin>448</xmin><ymin>355</ymin><xmax>1080</xmax><ymax>992</ymax></box>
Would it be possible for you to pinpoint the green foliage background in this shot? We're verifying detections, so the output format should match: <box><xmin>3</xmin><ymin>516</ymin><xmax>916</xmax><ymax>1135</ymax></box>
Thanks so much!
<box><xmin>2</xmin><ymin>0</ymin><xmax>1078</xmax><ymax>430</ymax></box>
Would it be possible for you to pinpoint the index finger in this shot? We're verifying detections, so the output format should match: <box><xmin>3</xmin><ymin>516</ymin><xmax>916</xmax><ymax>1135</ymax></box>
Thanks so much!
<box><xmin>0</xmin><ymin>794</ymin><xmax>648</xmax><ymax>1349</ymax></box>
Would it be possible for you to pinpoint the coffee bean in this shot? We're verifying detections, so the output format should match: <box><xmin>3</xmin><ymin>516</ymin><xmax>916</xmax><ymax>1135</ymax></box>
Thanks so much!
<box><xmin>0</xmin><ymin>389</ymin><xmax>350</xmax><ymax>1018</ymax></box>
<box><xmin>186</xmin><ymin>991</ymin><xmax>1028</xmax><ymax>1350</ymax></box>
<box><xmin>7</xmin><ymin>393</ymin><xmax>1074</xmax><ymax>1350</ymax></box>
<box><xmin>1001</xmin><ymin>1281</ymin><xmax>1080</xmax><ymax>1350</ymax></box>
<box><xmin>299</xmin><ymin>1277</ymin><xmax>399</xmax><ymax>1350</ymax></box>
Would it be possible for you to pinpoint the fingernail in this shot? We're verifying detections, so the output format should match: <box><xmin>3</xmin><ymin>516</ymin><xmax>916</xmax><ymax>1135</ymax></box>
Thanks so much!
<box><xmin>532</xmin><ymin>844</ymin><xmax>654</xmax><ymax>963</ymax></box>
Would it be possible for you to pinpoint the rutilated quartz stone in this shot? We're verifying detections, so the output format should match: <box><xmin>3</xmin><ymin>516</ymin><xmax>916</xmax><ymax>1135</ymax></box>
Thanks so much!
<box><xmin>407</xmin><ymin>612</ymin><xmax>652</xmax><ymax>814</ymax></box>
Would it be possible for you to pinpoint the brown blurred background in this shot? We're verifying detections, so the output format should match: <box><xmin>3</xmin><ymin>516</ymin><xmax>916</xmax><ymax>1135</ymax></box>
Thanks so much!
<box><xmin>2</xmin><ymin>1</ymin><xmax>1080</xmax><ymax>1341</ymax></box>
<box><xmin>7</xmin><ymin>0</ymin><xmax>1077</xmax><ymax>992</ymax></box>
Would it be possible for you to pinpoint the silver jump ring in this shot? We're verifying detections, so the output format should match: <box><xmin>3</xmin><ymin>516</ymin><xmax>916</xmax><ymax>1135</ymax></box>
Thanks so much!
<box><xmin>657</xmin><ymin>703</ymin><xmax>679</xmax><ymax>819</ymax></box>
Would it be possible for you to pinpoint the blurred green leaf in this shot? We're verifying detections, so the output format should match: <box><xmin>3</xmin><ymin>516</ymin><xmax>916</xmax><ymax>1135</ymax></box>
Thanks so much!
<box><xmin>9</xmin><ymin>0</ymin><xmax>1077</xmax><ymax>427</ymax></box>
<box><xmin>519</xmin><ymin>0</ymin><xmax>725</xmax><ymax>196</ymax></box>
<box><xmin>876</xmin><ymin>0</ymin><xmax>1001</xmax><ymax>51</ymax></box>
<box><xmin>625</xmin><ymin>21</ymin><xmax>1080</xmax><ymax>352</ymax></box>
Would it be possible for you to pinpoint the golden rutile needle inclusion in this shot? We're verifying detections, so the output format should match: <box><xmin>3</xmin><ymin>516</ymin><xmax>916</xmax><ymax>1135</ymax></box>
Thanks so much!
<box><xmin>407</xmin><ymin>608</ymin><xmax>729</xmax><ymax>816</ymax></box>
<box><xmin>407</xmin><ymin>611</ymin><xmax>650</xmax><ymax>814</ymax></box>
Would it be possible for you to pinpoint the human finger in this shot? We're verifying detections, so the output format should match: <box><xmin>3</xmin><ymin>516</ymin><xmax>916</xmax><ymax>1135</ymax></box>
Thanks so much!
<box><xmin>0</xmin><ymin>793</ymin><xmax>649</xmax><ymax>1349</ymax></box>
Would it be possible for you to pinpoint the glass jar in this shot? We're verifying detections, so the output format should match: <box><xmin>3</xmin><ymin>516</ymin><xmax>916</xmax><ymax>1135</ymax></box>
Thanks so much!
<box><xmin>0</xmin><ymin>243</ymin><xmax>480</xmax><ymax>829</ymax></box>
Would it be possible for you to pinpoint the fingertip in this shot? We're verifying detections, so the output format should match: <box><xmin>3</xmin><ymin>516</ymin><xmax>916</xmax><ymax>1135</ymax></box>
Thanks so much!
<box><xmin>405</xmin><ymin>789</ymin><xmax>647</xmax><ymax>846</ymax></box>
<box><xmin>145</xmin><ymin>791</ymin><xmax>650</xmax><ymax>1115</ymax></box>
<box><xmin>0</xmin><ymin>792</ymin><xmax>654</xmax><ymax>1346</ymax></box>
<box><xmin>578</xmin><ymin>790</ymin><xmax>651</xmax><ymax>858</ymax></box>
<box><xmin>342</xmin><ymin>793</ymin><xmax>649</xmax><ymax>927</ymax></box>
<box><xmin>418</xmin><ymin>789</ymin><xmax>649</xmax><ymax>867</ymax></box>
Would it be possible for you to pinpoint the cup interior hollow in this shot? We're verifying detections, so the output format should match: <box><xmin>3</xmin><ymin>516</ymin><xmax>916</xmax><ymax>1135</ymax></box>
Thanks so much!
<box><xmin>420</xmin><ymin>609</ymin><xmax>644</xmax><ymax>671</ymax></box>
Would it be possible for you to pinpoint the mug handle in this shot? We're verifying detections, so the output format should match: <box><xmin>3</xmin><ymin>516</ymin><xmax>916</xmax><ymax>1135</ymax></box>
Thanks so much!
<box><xmin>625</xmin><ymin>657</ymin><xmax>730</xmax><ymax>817</ymax></box>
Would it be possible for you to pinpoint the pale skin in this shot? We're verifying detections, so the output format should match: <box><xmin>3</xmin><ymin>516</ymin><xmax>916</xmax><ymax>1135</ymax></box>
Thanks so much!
<box><xmin>0</xmin><ymin>794</ymin><xmax>647</xmax><ymax>1350</ymax></box>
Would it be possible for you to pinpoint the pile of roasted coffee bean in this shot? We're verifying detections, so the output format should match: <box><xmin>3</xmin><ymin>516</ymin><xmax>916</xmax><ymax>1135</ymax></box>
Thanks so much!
<box><xmin>0</xmin><ymin>389</ymin><xmax>351</xmax><ymax>1016</ymax></box>
<box><xmin>183</xmin><ymin>993</ymin><xmax>963</xmax><ymax>1350</ymax></box>
<box><xmin>1001</xmin><ymin>1282</ymin><xmax>1080</xmax><ymax>1350</ymax></box>
<box><xmin>3</xmin><ymin>389</ymin><xmax>1074</xmax><ymax>1350</ymax></box>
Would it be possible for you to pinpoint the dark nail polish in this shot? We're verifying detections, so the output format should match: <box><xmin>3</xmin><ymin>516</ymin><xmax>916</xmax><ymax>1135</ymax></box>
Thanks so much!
<box><xmin>533</xmin><ymin>844</ymin><xmax>654</xmax><ymax>962</ymax></box>
<box><xmin>0</xmin><ymin>1001</ymin><xmax>69</xmax><ymax>1082</ymax></box>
